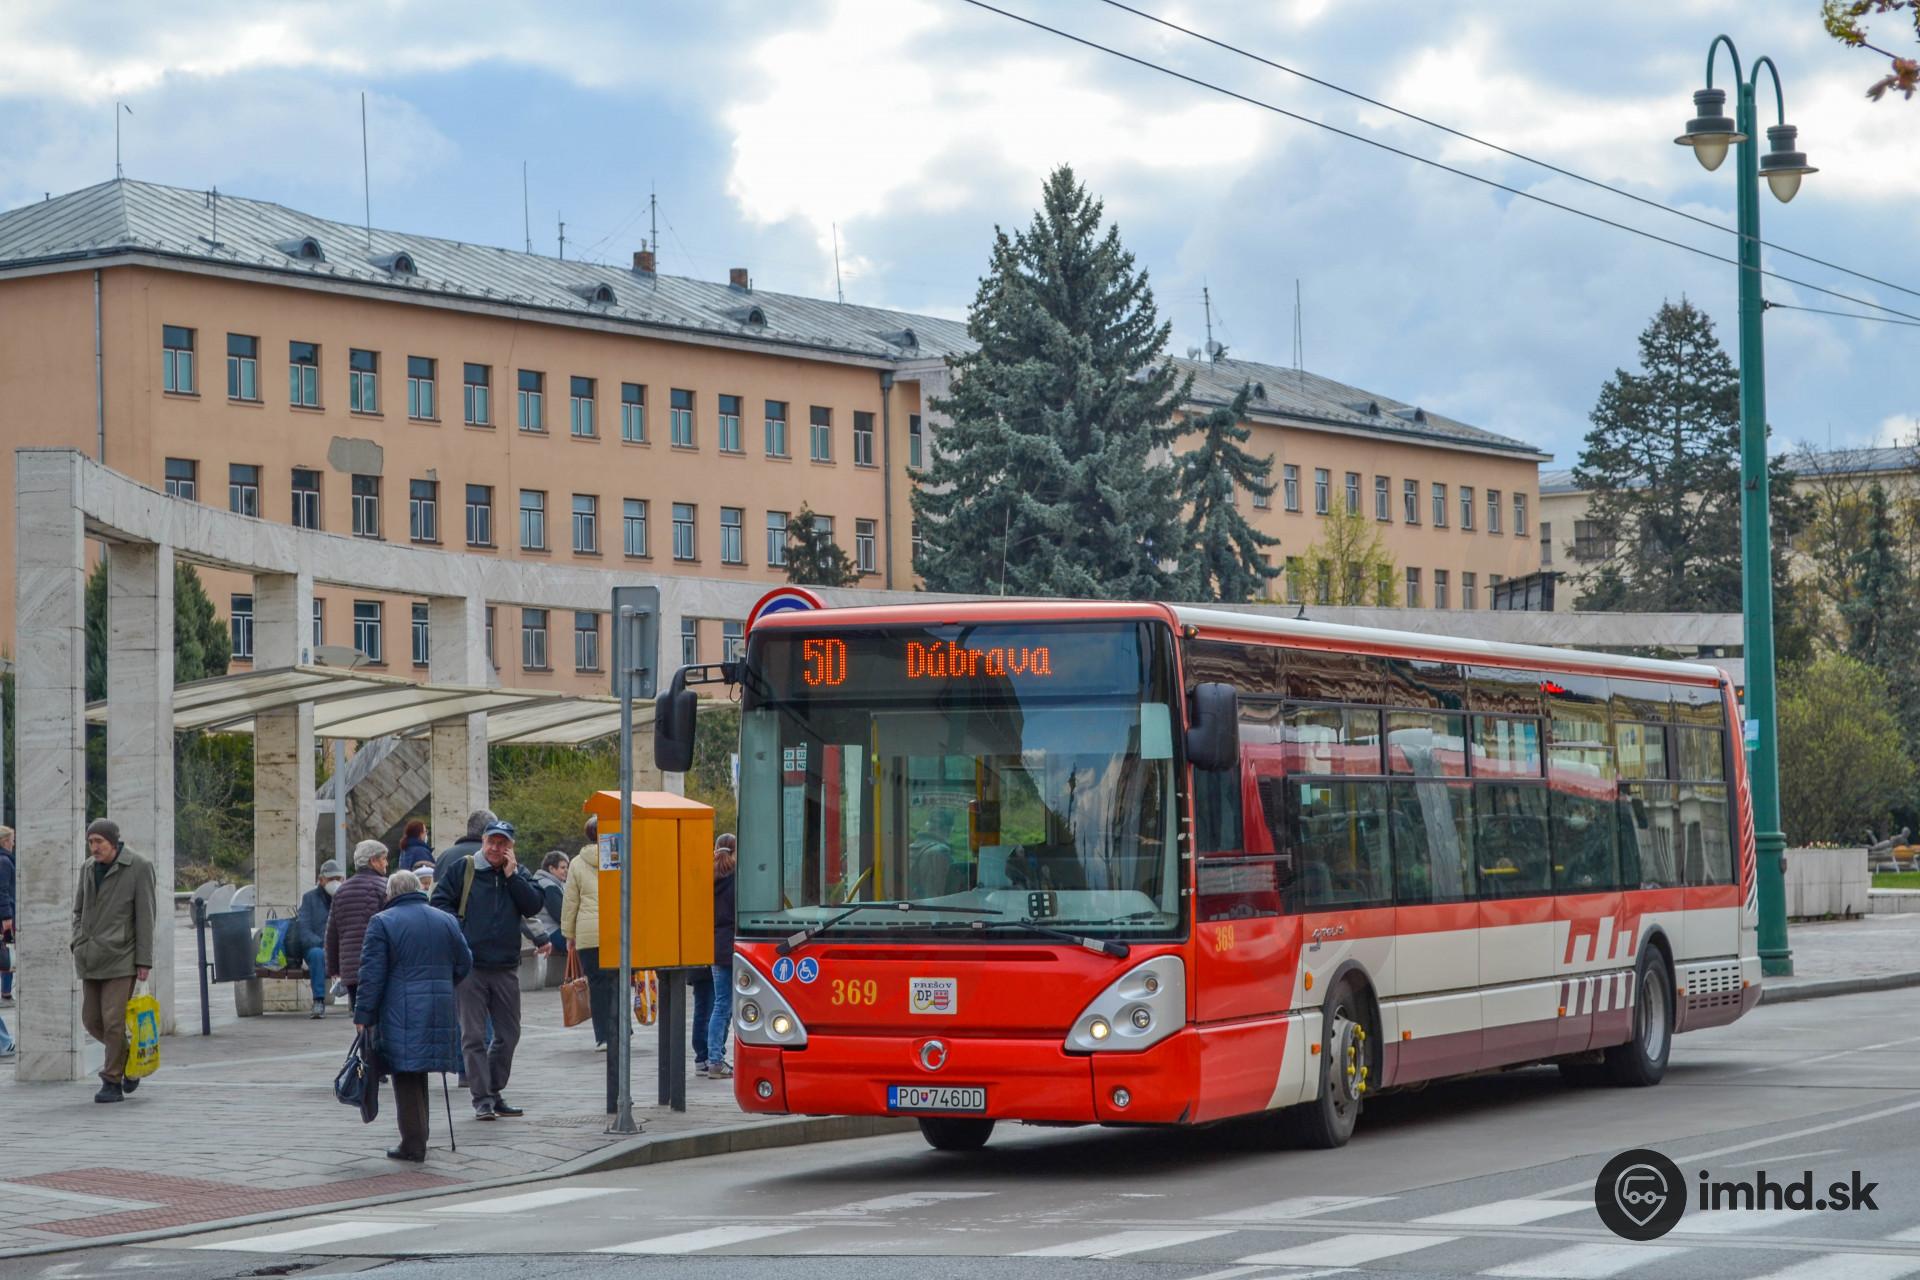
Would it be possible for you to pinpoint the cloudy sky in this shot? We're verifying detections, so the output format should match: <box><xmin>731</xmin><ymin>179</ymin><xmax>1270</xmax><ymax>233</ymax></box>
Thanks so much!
<box><xmin>2</xmin><ymin>0</ymin><xmax>1914</xmax><ymax>465</ymax></box>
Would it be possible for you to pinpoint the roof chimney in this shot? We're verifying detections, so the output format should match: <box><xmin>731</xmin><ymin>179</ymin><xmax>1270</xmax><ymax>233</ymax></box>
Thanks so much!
<box><xmin>729</xmin><ymin>267</ymin><xmax>750</xmax><ymax>290</ymax></box>
<box><xmin>634</xmin><ymin>248</ymin><xmax>655</xmax><ymax>273</ymax></box>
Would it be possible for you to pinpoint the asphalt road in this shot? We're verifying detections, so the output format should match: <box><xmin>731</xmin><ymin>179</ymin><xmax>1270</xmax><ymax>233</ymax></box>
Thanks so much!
<box><xmin>13</xmin><ymin>987</ymin><xmax>1920</xmax><ymax>1280</ymax></box>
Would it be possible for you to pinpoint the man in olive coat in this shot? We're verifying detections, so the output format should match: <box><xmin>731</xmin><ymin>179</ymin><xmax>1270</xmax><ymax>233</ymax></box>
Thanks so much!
<box><xmin>69</xmin><ymin>818</ymin><xmax>156</xmax><ymax>1103</ymax></box>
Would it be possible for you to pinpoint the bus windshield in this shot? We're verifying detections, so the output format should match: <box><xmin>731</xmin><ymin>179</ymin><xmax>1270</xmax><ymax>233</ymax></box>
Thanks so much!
<box><xmin>735</xmin><ymin>620</ymin><xmax>1184</xmax><ymax>942</ymax></box>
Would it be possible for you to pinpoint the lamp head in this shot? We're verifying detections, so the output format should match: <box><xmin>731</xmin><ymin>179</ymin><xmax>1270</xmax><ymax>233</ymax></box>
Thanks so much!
<box><xmin>1674</xmin><ymin>87</ymin><xmax>1746</xmax><ymax>172</ymax></box>
<box><xmin>1759</xmin><ymin>123</ymin><xmax>1816</xmax><ymax>203</ymax></box>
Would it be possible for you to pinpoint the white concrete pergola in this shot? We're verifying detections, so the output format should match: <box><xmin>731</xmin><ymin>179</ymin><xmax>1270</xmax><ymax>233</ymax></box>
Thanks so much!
<box><xmin>12</xmin><ymin>447</ymin><xmax>1741</xmax><ymax>1083</ymax></box>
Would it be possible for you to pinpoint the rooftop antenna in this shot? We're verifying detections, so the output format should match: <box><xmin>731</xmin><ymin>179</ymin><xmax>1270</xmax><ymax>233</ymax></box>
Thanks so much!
<box><xmin>649</xmin><ymin>183</ymin><xmax>658</xmax><ymax>263</ymax></box>
<box><xmin>832</xmin><ymin>223</ymin><xmax>845</xmax><ymax>304</ymax></box>
<box><xmin>115</xmin><ymin>102</ymin><xmax>132</xmax><ymax>180</ymax></box>
<box><xmin>522</xmin><ymin>162</ymin><xmax>532</xmax><ymax>254</ymax></box>
<box><xmin>558</xmin><ymin>212</ymin><xmax>565</xmax><ymax>261</ymax></box>
<box><xmin>206</xmin><ymin>185</ymin><xmax>221</xmax><ymax>248</ymax></box>
<box><xmin>1203</xmin><ymin>284</ymin><xmax>1214</xmax><ymax>362</ymax></box>
<box><xmin>360</xmin><ymin>92</ymin><xmax>372</xmax><ymax>250</ymax></box>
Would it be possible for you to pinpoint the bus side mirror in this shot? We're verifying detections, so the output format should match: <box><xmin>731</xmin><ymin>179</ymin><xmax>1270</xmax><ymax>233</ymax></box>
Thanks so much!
<box><xmin>653</xmin><ymin>670</ymin><xmax>698</xmax><ymax>774</ymax></box>
<box><xmin>1187</xmin><ymin>682</ymin><xmax>1240</xmax><ymax>772</ymax></box>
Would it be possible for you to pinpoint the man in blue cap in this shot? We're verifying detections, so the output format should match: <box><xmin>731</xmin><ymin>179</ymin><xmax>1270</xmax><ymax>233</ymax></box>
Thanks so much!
<box><xmin>430</xmin><ymin>818</ymin><xmax>544</xmax><ymax>1120</ymax></box>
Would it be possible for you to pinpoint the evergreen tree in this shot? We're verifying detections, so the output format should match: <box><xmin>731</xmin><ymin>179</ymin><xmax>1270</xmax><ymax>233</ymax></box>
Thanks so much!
<box><xmin>784</xmin><ymin>505</ymin><xmax>859</xmax><ymax>588</ymax></box>
<box><xmin>912</xmin><ymin>165</ymin><xmax>1189</xmax><ymax>598</ymax></box>
<box><xmin>1572</xmin><ymin>299</ymin><xmax>1808</xmax><ymax>636</ymax></box>
<box><xmin>1176</xmin><ymin>385</ymin><xmax>1281</xmax><ymax>602</ymax></box>
<box><xmin>1290</xmin><ymin>504</ymin><xmax>1398</xmax><ymax>606</ymax></box>
<box><xmin>1842</xmin><ymin>482</ymin><xmax>1913</xmax><ymax>665</ymax></box>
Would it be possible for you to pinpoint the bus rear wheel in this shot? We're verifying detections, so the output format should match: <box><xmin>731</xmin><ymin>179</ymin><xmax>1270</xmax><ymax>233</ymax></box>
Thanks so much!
<box><xmin>918</xmin><ymin>1117</ymin><xmax>994</xmax><ymax>1151</ymax></box>
<box><xmin>1604</xmin><ymin>949</ymin><xmax>1673</xmax><ymax>1087</ymax></box>
<box><xmin>1289</xmin><ymin>980</ymin><xmax>1372</xmax><ymax>1149</ymax></box>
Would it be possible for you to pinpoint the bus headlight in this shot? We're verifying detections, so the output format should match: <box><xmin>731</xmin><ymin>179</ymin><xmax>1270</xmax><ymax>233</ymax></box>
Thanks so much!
<box><xmin>733</xmin><ymin>957</ymin><xmax>808</xmax><ymax>1048</ymax></box>
<box><xmin>1064</xmin><ymin>956</ymin><xmax>1185</xmax><ymax>1053</ymax></box>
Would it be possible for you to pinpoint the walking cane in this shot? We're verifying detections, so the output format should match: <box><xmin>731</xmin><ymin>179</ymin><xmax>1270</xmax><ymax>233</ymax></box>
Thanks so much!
<box><xmin>442</xmin><ymin>1074</ymin><xmax>457</xmax><ymax>1153</ymax></box>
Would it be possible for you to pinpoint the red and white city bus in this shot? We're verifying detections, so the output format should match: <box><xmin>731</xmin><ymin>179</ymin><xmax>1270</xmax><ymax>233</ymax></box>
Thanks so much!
<box><xmin>656</xmin><ymin>600</ymin><xmax>1759</xmax><ymax>1151</ymax></box>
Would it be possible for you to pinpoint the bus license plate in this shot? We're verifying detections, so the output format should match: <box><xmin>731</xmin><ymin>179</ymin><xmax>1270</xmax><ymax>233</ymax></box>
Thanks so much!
<box><xmin>888</xmin><ymin>1085</ymin><xmax>986</xmax><ymax>1113</ymax></box>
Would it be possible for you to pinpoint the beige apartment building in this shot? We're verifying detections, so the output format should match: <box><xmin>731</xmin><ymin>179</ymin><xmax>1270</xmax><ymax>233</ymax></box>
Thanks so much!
<box><xmin>0</xmin><ymin>180</ymin><xmax>1547</xmax><ymax>695</ymax></box>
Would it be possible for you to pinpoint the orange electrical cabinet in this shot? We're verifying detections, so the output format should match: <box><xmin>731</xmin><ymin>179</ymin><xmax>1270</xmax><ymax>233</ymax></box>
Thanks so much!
<box><xmin>585</xmin><ymin>790</ymin><xmax>715</xmax><ymax>969</ymax></box>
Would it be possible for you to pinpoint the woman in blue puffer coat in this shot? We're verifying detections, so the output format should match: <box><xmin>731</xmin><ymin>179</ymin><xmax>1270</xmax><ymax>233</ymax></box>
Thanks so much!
<box><xmin>353</xmin><ymin>869</ymin><xmax>471</xmax><ymax>1162</ymax></box>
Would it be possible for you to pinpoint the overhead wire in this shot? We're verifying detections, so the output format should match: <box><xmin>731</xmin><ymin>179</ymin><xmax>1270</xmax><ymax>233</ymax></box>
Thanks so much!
<box><xmin>1094</xmin><ymin>0</ymin><xmax>1920</xmax><ymax>305</ymax></box>
<box><xmin>955</xmin><ymin>0</ymin><xmax>1920</xmax><ymax>326</ymax></box>
<box><xmin>1764</xmin><ymin>300</ymin><xmax>1920</xmax><ymax>329</ymax></box>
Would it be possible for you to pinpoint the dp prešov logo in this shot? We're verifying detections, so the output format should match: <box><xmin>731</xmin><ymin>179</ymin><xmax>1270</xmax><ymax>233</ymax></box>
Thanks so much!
<box><xmin>1595</xmin><ymin>1148</ymin><xmax>1687</xmax><ymax>1241</ymax></box>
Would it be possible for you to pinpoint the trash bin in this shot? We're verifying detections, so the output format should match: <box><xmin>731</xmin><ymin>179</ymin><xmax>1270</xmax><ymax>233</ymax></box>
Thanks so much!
<box><xmin>208</xmin><ymin>908</ymin><xmax>256</xmax><ymax>982</ymax></box>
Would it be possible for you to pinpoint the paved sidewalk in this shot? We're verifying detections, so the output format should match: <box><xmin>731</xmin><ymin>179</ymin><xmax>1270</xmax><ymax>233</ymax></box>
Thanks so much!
<box><xmin>0</xmin><ymin>912</ymin><xmax>766</xmax><ymax>1253</ymax></box>
<box><xmin>1761</xmin><ymin>912</ymin><xmax>1920</xmax><ymax>1001</ymax></box>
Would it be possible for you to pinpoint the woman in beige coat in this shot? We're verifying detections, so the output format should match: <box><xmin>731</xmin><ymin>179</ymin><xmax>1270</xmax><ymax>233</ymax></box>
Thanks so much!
<box><xmin>560</xmin><ymin>842</ymin><xmax>611</xmax><ymax>1050</ymax></box>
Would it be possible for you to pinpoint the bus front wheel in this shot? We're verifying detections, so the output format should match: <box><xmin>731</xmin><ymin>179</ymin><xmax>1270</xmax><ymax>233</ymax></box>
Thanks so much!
<box><xmin>1290</xmin><ymin>979</ymin><xmax>1372</xmax><ymax>1149</ymax></box>
<box><xmin>1604</xmin><ymin>949</ymin><xmax>1673</xmax><ymax>1087</ymax></box>
<box><xmin>919</xmin><ymin>1117</ymin><xmax>994</xmax><ymax>1152</ymax></box>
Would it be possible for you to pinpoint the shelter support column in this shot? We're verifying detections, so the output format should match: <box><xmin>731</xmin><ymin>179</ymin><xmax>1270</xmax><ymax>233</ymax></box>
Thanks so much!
<box><xmin>14</xmin><ymin>453</ymin><xmax>91</xmax><ymax>1081</ymax></box>
<box><xmin>106</xmin><ymin>543</ymin><xmax>176</xmax><ymax>1034</ymax></box>
<box><xmin>252</xmin><ymin>573</ymin><xmax>314</xmax><ymax>1010</ymax></box>
<box><xmin>654</xmin><ymin>586</ymin><xmax>687</xmax><ymax>796</ymax></box>
<box><xmin>428</xmin><ymin>594</ymin><xmax>488</xmax><ymax>845</ymax></box>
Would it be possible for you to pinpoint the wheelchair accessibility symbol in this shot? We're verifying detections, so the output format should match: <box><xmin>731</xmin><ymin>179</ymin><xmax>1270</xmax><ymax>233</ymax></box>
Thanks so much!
<box><xmin>796</xmin><ymin>957</ymin><xmax>821</xmax><ymax>984</ymax></box>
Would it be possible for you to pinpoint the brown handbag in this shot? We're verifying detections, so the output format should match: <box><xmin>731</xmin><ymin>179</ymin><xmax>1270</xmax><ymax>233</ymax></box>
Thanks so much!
<box><xmin>560</xmin><ymin>946</ymin><xmax>591</xmax><ymax>1027</ymax></box>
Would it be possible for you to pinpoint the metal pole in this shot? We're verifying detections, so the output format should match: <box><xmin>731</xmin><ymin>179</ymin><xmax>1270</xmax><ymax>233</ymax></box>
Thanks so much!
<box><xmin>613</xmin><ymin>605</ymin><xmax>638</xmax><ymax>1133</ymax></box>
<box><xmin>193</xmin><ymin>898</ymin><xmax>212</xmax><ymax>1037</ymax></box>
<box><xmin>1733</xmin><ymin>73</ymin><xmax>1792</xmax><ymax>977</ymax></box>
<box><xmin>332</xmin><ymin>739</ymin><xmax>347</xmax><ymax>871</ymax></box>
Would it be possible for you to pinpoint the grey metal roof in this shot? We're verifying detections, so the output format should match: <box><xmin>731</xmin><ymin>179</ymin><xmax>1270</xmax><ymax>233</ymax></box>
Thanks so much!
<box><xmin>1179</xmin><ymin>354</ymin><xmax>1548</xmax><ymax>460</ymax></box>
<box><xmin>1540</xmin><ymin>467</ymin><xmax>1579</xmax><ymax>494</ymax></box>
<box><xmin>0</xmin><ymin>180</ymin><xmax>972</xmax><ymax>364</ymax></box>
<box><xmin>1544</xmin><ymin>446</ymin><xmax>1918</xmax><ymax>496</ymax></box>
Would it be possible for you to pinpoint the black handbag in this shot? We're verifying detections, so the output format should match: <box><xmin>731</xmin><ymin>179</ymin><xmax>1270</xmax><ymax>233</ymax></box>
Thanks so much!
<box><xmin>334</xmin><ymin>1030</ymin><xmax>379</xmax><ymax>1121</ymax></box>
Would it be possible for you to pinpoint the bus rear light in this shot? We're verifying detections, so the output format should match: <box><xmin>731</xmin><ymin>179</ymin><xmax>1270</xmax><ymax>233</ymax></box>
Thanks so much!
<box><xmin>1064</xmin><ymin>956</ymin><xmax>1184</xmax><ymax>1054</ymax></box>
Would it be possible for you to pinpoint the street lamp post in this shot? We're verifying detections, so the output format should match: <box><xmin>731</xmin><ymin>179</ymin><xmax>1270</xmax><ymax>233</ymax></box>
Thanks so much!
<box><xmin>1675</xmin><ymin>36</ymin><xmax>1816</xmax><ymax>979</ymax></box>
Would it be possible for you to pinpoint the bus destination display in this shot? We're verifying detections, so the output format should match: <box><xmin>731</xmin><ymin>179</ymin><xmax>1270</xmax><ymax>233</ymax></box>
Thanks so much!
<box><xmin>755</xmin><ymin>623</ymin><xmax>1153</xmax><ymax>702</ymax></box>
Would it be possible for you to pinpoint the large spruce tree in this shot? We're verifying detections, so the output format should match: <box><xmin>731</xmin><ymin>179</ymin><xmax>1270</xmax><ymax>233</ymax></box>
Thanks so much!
<box><xmin>913</xmin><ymin>166</ymin><xmax>1190</xmax><ymax>598</ymax></box>
<box><xmin>1176</xmin><ymin>384</ymin><xmax>1281</xmax><ymax>602</ymax></box>
<box><xmin>1572</xmin><ymin>299</ymin><xmax>1807</xmax><ymax>639</ymax></box>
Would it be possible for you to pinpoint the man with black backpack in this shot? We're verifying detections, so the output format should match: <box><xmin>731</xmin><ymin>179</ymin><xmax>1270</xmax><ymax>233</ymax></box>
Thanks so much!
<box><xmin>430</xmin><ymin>818</ymin><xmax>544</xmax><ymax>1120</ymax></box>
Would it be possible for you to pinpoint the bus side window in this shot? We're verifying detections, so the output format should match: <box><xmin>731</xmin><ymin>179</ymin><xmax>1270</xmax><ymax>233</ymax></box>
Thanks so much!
<box><xmin>1192</xmin><ymin>766</ymin><xmax>1242</xmax><ymax>854</ymax></box>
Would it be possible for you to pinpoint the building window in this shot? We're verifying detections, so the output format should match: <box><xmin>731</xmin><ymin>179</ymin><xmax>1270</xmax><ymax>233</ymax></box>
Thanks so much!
<box><xmin>1344</xmin><ymin>472</ymin><xmax>1360</xmax><ymax>514</ymax></box>
<box><xmin>572</xmin><ymin>493</ymin><xmax>598</xmax><ymax>553</ymax></box>
<box><xmin>1463</xmin><ymin>571</ymin><xmax>1477</xmax><ymax>610</ymax></box>
<box><xmin>465</xmin><ymin>484</ymin><xmax>493</xmax><ymax>546</ymax></box>
<box><xmin>621</xmin><ymin>383</ymin><xmax>646</xmax><ymax>443</ymax></box>
<box><xmin>765</xmin><ymin>400</ymin><xmax>789</xmax><ymax>457</ymax></box>
<box><xmin>1405</xmin><ymin>567</ymin><xmax>1422</xmax><ymax>608</ymax></box>
<box><xmin>349</xmin><ymin>349</ymin><xmax>379</xmax><ymax>413</ymax></box>
<box><xmin>912</xmin><ymin>520</ymin><xmax>925</xmax><ymax>570</ymax></box>
<box><xmin>164</xmin><ymin>457</ymin><xmax>197</xmax><ymax>500</ymax></box>
<box><xmin>569</xmin><ymin>375</ymin><xmax>596</xmax><ymax>438</ymax></box>
<box><xmin>351</xmin><ymin>474</ymin><xmax>380</xmax><ymax>538</ymax></box>
<box><xmin>409</xmin><ymin>478</ymin><xmax>438</xmax><ymax>543</ymax></box>
<box><xmin>1514</xmin><ymin>492</ymin><xmax>1529</xmax><ymax>537</ymax></box>
<box><xmin>670</xmin><ymin>388</ymin><xmax>694</xmax><ymax>447</ymax></box>
<box><xmin>1313</xmin><ymin>468</ymin><xmax>1330</xmax><ymax>515</ymax></box>
<box><xmin>1397</xmin><ymin>479</ymin><xmax>1416</xmax><ymax>524</ymax></box>
<box><xmin>162</xmin><ymin>325</ymin><xmax>196</xmax><ymax>393</ymax></box>
<box><xmin>718</xmin><ymin>395</ymin><xmax>743</xmax><ymax>453</ymax></box>
<box><xmin>1253</xmin><ymin>483</ymin><xmax>1270</xmax><ymax>510</ymax></box>
<box><xmin>766</xmin><ymin>511</ymin><xmax>788</xmax><ymax>567</ymax></box>
<box><xmin>292</xmin><ymin>469</ymin><xmax>321</xmax><ymax>530</ymax></box>
<box><xmin>623</xmin><ymin>498</ymin><xmax>649</xmax><ymax>557</ymax></box>
<box><xmin>574</xmin><ymin>612</ymin><xmax>601</xmax><ymax>672</ymax></box>
<box><xmin>1487</xmin><ymin>488</ymin><xmax>1503</xmax><ymax>534</ymax></box>
<box><xmin>1460</xmin><ymin>485</ymin><xmax>1475</xmax><ymax>530</ymax></box>
<box><xmin>288</xmin><ymin>341</ymin><xmax>319</xmax><ymax>407</ymax></box>
<box><xmin>1434</xmin><ymin>569</ymin><xmax>1450</xmax><ymax>609</ymax></box>
<box><xmin>1283</xmin><ymin>465</ymin><xmax>1300</xmax><ymax>512</ymax></box>
<box><xmin>853</xmin><ymin>411</ymin><xmax>875</xmax><ymax>467</ymax></box>
<box><xmin>411</xmin><ymin>602</ymin><xmax>430</xmax><ymax>667</ymax></box>
<box><xmin>1374</xmin><ymin>475</ymin><xmax>1390</xmax><ymax>521</ymax></box>
<box><xmin>718</xmin><ymin>506</ymin><xmax>745</xmax><ymax>565</ymax></box>
<box><xmin>908</xmin><ymin>414</ymin><xmax>923</xmax><ymax>469</ymax></box>
<box><xmin>408</xmin><ymin>356</ymin><xmax>436</xmax><ymax>420</ymax></box>
<box><xmin>521</xmin><ymin>608</ymin><xmax>549</xmax><ymax>671</ymax></box>
<box><xmin>227</xmin><ymin>333</ymin><xmax>259</xmax><ymax>401</ymax></box>
<box><xmin>229</xmin><ymin>463</ymin><xmax>260</xmax><ymax>516</ymax></box>
<box><xmin>1285</xmin><ymin>556</ymin><xmax>1302</xmax><ymax>603</ymax></box>
<box><xmin>1541</xmin><ymin>520</ymin><xmax>1553</xmax><ymax>566</ymax></box>
<box><xmin>681</xmin><ymin>617</ymin><xmax>698</xmax><ymax>667</ymax></box>
<box><xmin>672</xmin><ymin>502</ymin><xmax>696</xmax><ymax>560</ymax></box>
<box><xmin>1574</xmin><ymin>519</ymin><xmax>1614</xmax><ymax>562</ymax></box>
<box><xmin>1432</xmin><ymin>482</ymin><xmax>1448</xmax><ymax>528</ymax></box>
<box><xmin>312</xmin><ymin>599</ymin><xmax>325</xmax><ymax>649</ymax></box>
<box><xmin>518</xmin><ymin>369</ymin><xmax>545</xmax><ymax>432</ymax></box>
<box><xmin>464</xmin><ymin>363</ymin><xmax>492</xmax><ymax>425</ymax></box>
<box><xmin>485</xmin><ymin>606</ymin><xmax>496</xmax><ymax>669</ymax></box>
<box><xmin>855</xmin><ymin>518</ymin><xmax>877</xmax><ymax>573</ymax></box>
<box><xmin>1315</xmin><ymin>563</ymin><xmax>1331</xmax><ymax>605</ymax></box>
<box><xmin>722</xmin><ymin>620</ymin><xmax>745</xmax><ymax>662</ymax></box>
<box><xmin>353</xmin><ymin>600</ymin><xmax>383</xmax><ymax>664</ymax></box>
<box><xmin>230</xmin><ymin>594</ymin><xmax>253</xmax><ymax>660</ymax></box>
<box><xmin>519</xmin><ymin>489</ymin><xmax>547</xmax><ymax>550</ymax></box>
<box><xmin>809</xmin><ymin>406</ymin><xmax>832</xmax><ymax>461</ymax></box>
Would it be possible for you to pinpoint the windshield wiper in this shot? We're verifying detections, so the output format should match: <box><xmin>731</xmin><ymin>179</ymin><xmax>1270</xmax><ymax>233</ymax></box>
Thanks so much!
<box><xmin>919</xmin><ymin>918</ymin><xmax>1132</xmax><ymax>958</ymax></box>
<box><xmin>777</xmin><ymin>901</ymin><xmax>998</xmax><ymax>955</ymax></box>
